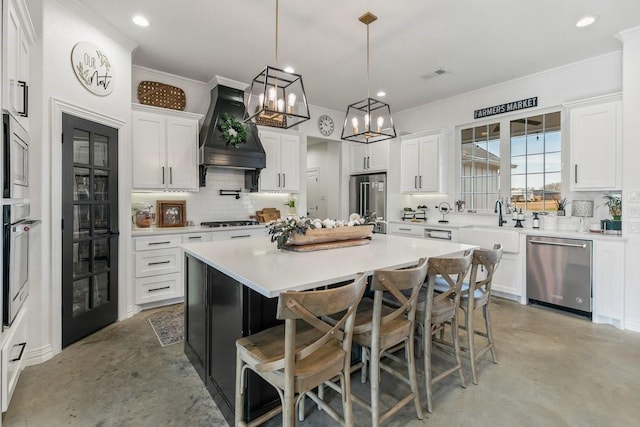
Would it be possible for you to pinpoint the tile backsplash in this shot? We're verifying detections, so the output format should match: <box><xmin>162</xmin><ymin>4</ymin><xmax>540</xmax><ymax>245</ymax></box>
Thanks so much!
<box><xmin>132</xmin><ymin>168</ymin><xmax>294</xmax><ymax>224</ymax></box>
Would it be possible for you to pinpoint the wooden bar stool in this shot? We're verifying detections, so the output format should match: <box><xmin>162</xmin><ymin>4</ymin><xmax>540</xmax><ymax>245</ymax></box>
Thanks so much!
<box><xmin>456</xmin><ymin>244</ymin><xmax>503</xmax><ymax>384</ymax></box>
<box><xmin>415</xmin><ymin>252</ymin><xmax>472</xmax><ymax>413</ymax></box>
<box><xmin>234</xmin><ymin>273</ymin><xmax>368</xmax><ymax>427</ymax></box>
<box><xmin>327</xmin><ymin>258</ymin><xmax>427</xmax><ymax>426</ymax></box>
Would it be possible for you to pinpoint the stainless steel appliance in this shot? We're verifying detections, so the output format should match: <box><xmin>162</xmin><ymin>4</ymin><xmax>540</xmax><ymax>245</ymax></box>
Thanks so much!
<box><xmin>526</xmin><ymin>235</ymin><xmax>592</xmax><ymax>315</ymax></box>
<box><xmin>423</xmin><ymin>228</ymin><xmax>452</xmax><ymax>240</ymax></box>
<box><xmin>200</xmin><ymin>220</ymin><xmax>260</xmax><ymax>228</ymax></box>
<box><xmin>349</xmin><ymin>173</ymin><xmax>387</xmax><ymax>234</ymax></box>
<box><xmin>3</xmin><ymin>113</ymin><xmax>30</xmax><ymax>200</ymax></box>
<box><xmin>2</xmin><ymin>203</ymin><xmax>39</xmax><ymax>327</ymax></box>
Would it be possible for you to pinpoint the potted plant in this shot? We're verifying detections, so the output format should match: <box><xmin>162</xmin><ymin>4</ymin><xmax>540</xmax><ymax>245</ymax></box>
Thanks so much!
<box><xmin>603</xmin><ymin>193</ymin><xmax>622</xmax><ymax>220</ymax></box>
<box><xmin>556</xmin><ymin>197</ymin><xmax>568</xmax><ymax>216</ymax></box>
<box><xmin>284</xmin><ymin>198</ymin><xmax>296</xmax><ymax>215</ymax></box>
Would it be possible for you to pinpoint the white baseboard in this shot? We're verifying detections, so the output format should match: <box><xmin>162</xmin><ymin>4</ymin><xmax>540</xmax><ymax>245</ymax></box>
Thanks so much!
<box><xmin>624</xmin><ymin>318</ymin><xmax>640</xmax><ymax>333</ymax></box>
<box><xmin>23</xmin><ymin>344</ymin><xmax>55</xmax><ymax>367</ymax></box>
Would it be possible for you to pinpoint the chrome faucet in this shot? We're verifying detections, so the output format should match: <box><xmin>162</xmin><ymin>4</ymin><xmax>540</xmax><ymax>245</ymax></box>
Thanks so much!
<box><xmin>495</xmin><ymin>199</ymin><xmax>507</xmax><ymax>227</ymax></box>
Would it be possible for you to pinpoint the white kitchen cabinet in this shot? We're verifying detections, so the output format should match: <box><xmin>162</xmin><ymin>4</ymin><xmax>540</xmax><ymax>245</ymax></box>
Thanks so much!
<box><xmin>258</xmin><ymin>129</ymin><xmax>300</xmax><ymax>192</ymax></box>
<box><xmin>210</xmin><ymin>227</ymin><xmax>266</xmax><ymax>240</ymax></box>
<box><xmin>134</xmin><ymin>234</ymin><xmax>184</xmax><ymax>305</ymax></box>
<box><xmin>132</xmin><ymin>104</ymin><xmax>202</xmax><ymax>191</ymax></box>
<box><xmin>1</xmin><ymin>306</ymin><xmax>28</xmax><ymax>412</ymax></box>
<box><xmin>2</xmin><ymin>0</ymin><xmax>35</xmax><ymax>131</ymax></box>
<box><xmin>592</xmin><ymin>239</ymin><xmax>625</xmax><ymax>329</ymax></box>
<box><xmin>400</xmin><ymin>130</ymin><xmax>447</xmax><ymax>193</ymax></box>
<box><xmin>568</xmin><ymin>95</ymin><xmax>622</xmax><ymax>191</ymax></box>
<box><xmin>388</xmin><ymin>222</ymin><xmax>425</xmax><ymax>237</ymax></box>
<box><xmin>349</xmin><ymin>140</ymin><xmax>388</xmax><ymax>174</ymax></box>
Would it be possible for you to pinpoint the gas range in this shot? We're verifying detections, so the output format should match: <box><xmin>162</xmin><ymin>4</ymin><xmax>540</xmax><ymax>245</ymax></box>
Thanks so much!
<box><xmin>200</xmin><ymin>220</ymin><xmax>260</xmax><ymax>228</ymax></box>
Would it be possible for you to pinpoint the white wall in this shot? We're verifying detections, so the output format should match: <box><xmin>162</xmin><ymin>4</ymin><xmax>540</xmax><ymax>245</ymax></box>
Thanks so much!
<box><xmin>619</xmin><ymin>27</ymin><xmax>640</xmax><ymax>332</ymax></box>
<box><xmin>27</xmin><ymin>0</ymin><xmax>135</xmax><ymax>362</ymax></box>
<box><xmin>306</xmin><ymin>141</ymin><xmax>342</xmax><ymax>219</ymax></box>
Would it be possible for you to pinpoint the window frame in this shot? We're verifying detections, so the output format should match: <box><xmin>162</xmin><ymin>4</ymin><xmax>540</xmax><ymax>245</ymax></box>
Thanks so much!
<box><xmin>455</xmin><ymin>106</ymin><xmax>568</xmax><ymax>213</ymax></box>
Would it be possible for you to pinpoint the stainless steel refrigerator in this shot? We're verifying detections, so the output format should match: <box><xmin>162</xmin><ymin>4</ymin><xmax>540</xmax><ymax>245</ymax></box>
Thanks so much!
<box><xmin>349</xmin><ymin>173</ymin><xmax>387</xmax><ymax>234</ymax></box>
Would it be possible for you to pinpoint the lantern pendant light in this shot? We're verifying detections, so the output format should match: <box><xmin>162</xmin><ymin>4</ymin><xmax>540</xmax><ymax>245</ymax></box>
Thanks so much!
<box><xmin>244</xmin><ymin>0</ymin><xmax>310</xmax><ymax>129</ymax></box>
<box><xmin>341</xmin><ymin>12</ymin><xmax>396</xmax><ymax>143</ymax></box>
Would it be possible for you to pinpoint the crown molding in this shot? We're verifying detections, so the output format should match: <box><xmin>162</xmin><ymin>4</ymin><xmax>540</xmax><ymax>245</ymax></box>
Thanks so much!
<box><xmin>207</xmin><ymin>75</ymin><xmax>248</xmax><ymax>91</ymax></box>
<box><xmin>616</xmin><ymin>26</ymin><xmax>640</xmax><ymax>42</ymax></box>
<box><xmin>57</xmin><ymin>0</ymin><xmax>138</xmax><ymax>52</ymax></box>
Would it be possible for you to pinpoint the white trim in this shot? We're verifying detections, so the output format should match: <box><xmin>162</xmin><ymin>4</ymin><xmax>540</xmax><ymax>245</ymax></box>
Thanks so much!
<box><xmin>624</xmin><ymin>318</ymin><xmax>640</xmax><ymax>333</ymax></box>
<box><xmin>131</xmin><ymin>103</ymin><xmax>203</xmax><ymax>121</ymax></box>
<box><xmin>207</xmin><ymin>75</ymin><xmax>249</xmax><ymax>91</ymax></box>
<box><xmin>132</xmin><ymin>65</ymin><xmax>209</xmax><ymax>88</ymax></box>
<box><xmin>616</xmin><ymin>26</ymin><xmax>640</xmax><ymax>42</ymax></box>
<box><xmin>562</xmin><ymin>92</ymin><xmax>623</xmax><ymax>108</ymax></box>
<box><xmin>23</xmin><ymin>344</ymin><xmax>55</xmax><ymax>367</ymax></box>
<box><xmin>58</xmin><ymin>0</ymin><xmax>138</xmax><ymax>51</ymax></box>
<box><xmin>50</xmin><ymin>98</ymin><xmax>126</xmax><ymax>354</ymax></box>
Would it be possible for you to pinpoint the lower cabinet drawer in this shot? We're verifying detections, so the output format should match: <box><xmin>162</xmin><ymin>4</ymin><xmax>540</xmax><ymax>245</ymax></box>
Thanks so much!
<box><xmin>388</xmin><ymin>223</ymin><xmax>424</xmax><ymax>237</ymax></box>
<box><xmin>135</xmin><ymin>248</ymin><xmax>181</xmax><ymax>278</ymax></box>
<box><xmin>135</xmin><ymin>274</ymin><xmax>181</xmax><ymax>305</ymax></box>
<box><xmin>2</xmin><ymin>307</ymin><xmax>28</xmax><ymax>412</ymax></box>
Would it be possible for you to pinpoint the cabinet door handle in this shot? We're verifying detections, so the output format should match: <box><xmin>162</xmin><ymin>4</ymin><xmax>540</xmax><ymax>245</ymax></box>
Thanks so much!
<box><xmin>170</xmin><ymin>166</ymin><xmax>173</xmax><ymax>184</ymax></box>
<box><xmin>414</xmin><ymin>176</ymin><xmax>418</xmax><ymax>189</ymax></box>
<box><xmin>363</xmin><ymin>157</ymin><xmax>367</xmax><ymax>169</ymax></box>
<box><xmin>231</xmin><ymin>234</ymin><xmax>251</xmax><ymax>239</ymax></box>
<box><xmin>10</xmin><ymin>342</ymin><xmax>27</xmax><ymax>362</ymax></box>
<box><xmin>367</xmin><ymin>156</ymin><xmax>370</xmax><ymax>169</ymax></box>
<box><xmin>162</xmin><ymin>166</ymin><xmax>165</xmax><ymax>185</ymax></box>
<box><xmin>148</xmin><ymin>241</ymin><xmax>171</xmax><ymax>246</ymax></box>
<box><xmin>575</xmin><ymin>164</ymin><xmax>578</xmax><ymax>183</ymax></box>
<box><xmin>18</xmin><ymin>81</ymin><xmax>28</xmax><ymax>117</ymax></box>
<box><xmin>399</xmin><ymin>227</ymin><xmax>411</xmax><ymax>231</ymax></box>
<box><xmin>282</xmin><ymin>173</ymin><xmax>286</xmax><ymax>188</ymax></box>
<box><xmin>148</xmin><ymin>286</ymin><xmax>171</xmax><ymax>292</ymax></box>
<box><xmin>148</xmin><ymin>260</ymin><xmax>171</xmax><ymax>266</ymax></box>
<box><xmin>419</xmin><ymin>175</ymin><xmax>422</xmax><ymax>189</ymax></box>
<box><xmin>277</xmin><ymin>173</ymin><xmax>281</xmax><ymax>187</ymax></box>
<box><xmin>187</xmin><ymin>236</ymin><xmax>202</xmax><ymax>240</ymax></box>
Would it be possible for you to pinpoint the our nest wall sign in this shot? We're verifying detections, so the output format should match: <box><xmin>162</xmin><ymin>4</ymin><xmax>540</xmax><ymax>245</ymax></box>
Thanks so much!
<box><xmin>71</xmin><ymin>42</ymin><xmax>115</xmax><ymax>96</ymax></box>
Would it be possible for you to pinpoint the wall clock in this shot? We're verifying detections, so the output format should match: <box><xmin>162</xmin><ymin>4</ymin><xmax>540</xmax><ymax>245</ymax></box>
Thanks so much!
<box><xmin>317</xmin><ymin>114</ymin><xmax>335</xmax><ymax>136</ymax></box>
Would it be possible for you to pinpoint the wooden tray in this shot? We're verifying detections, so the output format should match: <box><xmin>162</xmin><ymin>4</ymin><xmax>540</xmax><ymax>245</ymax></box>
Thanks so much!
<box><xmin>137</xmin><ymin>81</ymin><xmax>186</xmax><ymax>111</ymax></box>
<box><xmin>288</xmin><ymin>225</ymin><xmax>373</xmax><ymax>246</ymax></box>
<box><xmin>284</xmin><ymin>238</ymin><xmax>371</xmax><ymax>252</ymax></box>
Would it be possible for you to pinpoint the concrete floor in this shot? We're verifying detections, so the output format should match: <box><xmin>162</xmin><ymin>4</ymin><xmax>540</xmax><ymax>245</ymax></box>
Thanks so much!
<box><xmin>4</xmin><ymin>298</ymin><xmax>640</xmax><ymax>426</ymax></box>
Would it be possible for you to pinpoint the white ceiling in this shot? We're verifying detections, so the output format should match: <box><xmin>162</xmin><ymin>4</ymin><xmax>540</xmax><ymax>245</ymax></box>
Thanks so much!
<box><xmin>75</xmin><ymin>0</ymin><xmax>640</xmax><ymax>112</ymax></box>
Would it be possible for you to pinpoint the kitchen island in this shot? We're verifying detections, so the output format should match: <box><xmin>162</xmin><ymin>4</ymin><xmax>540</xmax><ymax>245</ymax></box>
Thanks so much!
<box><xmin>182</xmin><ymin>234</ymin><xmax>475</xmax><ymax>424</ymax></box>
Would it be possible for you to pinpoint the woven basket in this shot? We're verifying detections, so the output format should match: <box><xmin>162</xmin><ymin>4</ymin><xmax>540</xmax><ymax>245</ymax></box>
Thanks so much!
<box><xmin>287</xmin><ymin>225</ymin><xmax>373</xmax><ymax>246</ymax></box>
<box><xmin>137</xmin><ymin>81</ymin><xmax>186</xmax><ymax>111</ymax></box>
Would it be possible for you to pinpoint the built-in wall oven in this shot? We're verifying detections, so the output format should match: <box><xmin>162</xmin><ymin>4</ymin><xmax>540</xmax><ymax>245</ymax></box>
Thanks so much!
<box><xmin>2</xmin><ymin>203</ymin><xmax>38</xmax><ymax>327</ymax></box>
<box><xmin>3</xmin><ymin>113</ymin><xmax>30</xmax><ymax>200</ymax></box>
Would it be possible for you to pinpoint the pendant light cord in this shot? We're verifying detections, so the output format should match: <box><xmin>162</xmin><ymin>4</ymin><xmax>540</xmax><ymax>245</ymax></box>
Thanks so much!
<box><xmin>275</xmin><ymin>0</ymin><xmax>279</xmax><ymax>68</ymax></box>
<box><xmin>366</xmin><ymin>22</ymin><xmax>370</xmax><ymax>100</ymax></box>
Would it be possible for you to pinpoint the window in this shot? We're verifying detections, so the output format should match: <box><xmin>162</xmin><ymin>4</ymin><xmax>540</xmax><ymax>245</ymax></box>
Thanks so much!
<box><xmin>460</xmin><ymin>123</ymin><xmax>500</xmax><ymax>210</ymax></box>
<box><xmin>510</xmin><ymin>112</ymin><xmax>561</xmax><ymax>212</ymax></box>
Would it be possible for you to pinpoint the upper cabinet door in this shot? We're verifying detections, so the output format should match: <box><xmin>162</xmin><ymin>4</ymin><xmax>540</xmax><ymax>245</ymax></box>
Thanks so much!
<box><xmin>258</xmin><ymin>131</ymin><xmax>281</xmax><ymax>192</ymax></box>
<box><xmin>166</xmin><ymin>117</ymin><xmax>198</xmax><ymax>190</ymax></box>
<box><xmin>279</xmin><ymin>134</ymin><xmax>300</xmax><ymax>192</ymax></box>
<box><xmin>400</xmin><ymin>139</ymin><xmax>421</xmax><ymax>192</ymax></box>
<box><xmin>418</xmin><ymin>135</ymin><xmax>441</xmax><ymax>192</ymax></box>
<box><xmin>367</xmin><ymin>140</ymin><xmax>389</xmax><ymax>172</ymax></box>
<box><xmin>349</xmin><ymin>142</ymin><xmax>369</xmax><ymax>174</ymax></box>
<box><xmin>258</xmin><ymin>129</ymin><xmax>300</xmax><ymax>192</ymax></box>
<box><xmin>400</xmin><ymin>130</ymin><xmax>447</xmax><ymax>193</ymax></box>
<box><xmin>570</xmin><ymin>100</ymin><xmax>622</xmax><ymax>191</ymax></box>
<box><xmin>132</xmin><ymin>112</ymin><xmax>166</xmax><ymax>189</ymax></box>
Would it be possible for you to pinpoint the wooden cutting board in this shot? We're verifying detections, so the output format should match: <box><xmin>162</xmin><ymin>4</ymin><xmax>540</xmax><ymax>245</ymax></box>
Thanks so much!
<box><xmin>256</xmin><ymin>209</ymin><xmax>280</xmax><ymax>223</ymax></box>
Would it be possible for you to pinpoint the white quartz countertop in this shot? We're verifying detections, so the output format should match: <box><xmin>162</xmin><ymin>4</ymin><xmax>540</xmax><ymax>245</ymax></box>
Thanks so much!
<box><xmin>182</xmin><ymin>234</ymin><xmax>476</xmax><ymax>298</ymax></box>
<box><xmin>132</xmin><ymin>224</ymin><xmax>267</xmax><ymax>237</ymax></box>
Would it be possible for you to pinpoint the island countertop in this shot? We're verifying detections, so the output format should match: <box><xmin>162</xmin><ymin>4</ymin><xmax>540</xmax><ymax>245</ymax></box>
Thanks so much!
<box><xmin>182</xmin><ymin>234</ymin><xmax>476</xmax><ymax>298</ymax></box>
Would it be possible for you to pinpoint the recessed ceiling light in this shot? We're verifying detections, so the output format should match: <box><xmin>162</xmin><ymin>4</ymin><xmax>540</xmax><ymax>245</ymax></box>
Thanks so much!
<box><xmin>132</xmin><ymin>15</ymin><xmax>150</xmax><ymax>27</ymax></box>
<box><xmin>576</xmin><ymin>16</ymin><xmax>596</xmax><ymax>27</ymax></box>
<box><xmin>283</xmin><ymin>66</ymin><xmax>295</xmax><ymax>73</ymax></box>
<box><xmin>377</xmin><ymin>91</ymin><xmax>386</xmax><ymax>97</ymax></box>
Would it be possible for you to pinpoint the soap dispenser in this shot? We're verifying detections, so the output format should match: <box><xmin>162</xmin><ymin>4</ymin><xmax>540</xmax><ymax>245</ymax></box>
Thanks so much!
<box><xmin>532</xmin><ymin>212</ymin><xmax>540</xmax><ymax>229</ymax></box>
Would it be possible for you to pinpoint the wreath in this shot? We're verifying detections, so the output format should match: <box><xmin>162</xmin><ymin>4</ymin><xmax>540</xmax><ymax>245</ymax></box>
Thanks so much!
<box><xmin>218</xmin><ymin>113</ymin><xmax>248</xmax><ymax>148</ymax></box>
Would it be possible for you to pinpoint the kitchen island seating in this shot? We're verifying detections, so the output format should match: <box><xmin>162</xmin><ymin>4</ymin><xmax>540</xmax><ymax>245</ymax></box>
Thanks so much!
<box><xmin>442</xmin><ymin>243</ymin><xmax>503</xmax><ymax>384</ymax></box>
<box><xmin>342</xmin><ymin>258</ymin><xmax>428</xmax><ymax>426</ymax></box>
<box><xmin>416</xmin><ymin>252</ymin><xmax>473</xmax><ymax>413</ymax></box>
<box><xmin>234</xmin><ymin>272</ymin><xmax>368</xmax><ymax>427</ymax></box>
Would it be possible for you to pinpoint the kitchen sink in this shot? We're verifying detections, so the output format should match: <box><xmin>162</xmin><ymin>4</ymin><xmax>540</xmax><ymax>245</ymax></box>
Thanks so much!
<box><xmin>459</xmin><ymin>227</ymin><xmax>520</xmax><ymax>253</ymax></box>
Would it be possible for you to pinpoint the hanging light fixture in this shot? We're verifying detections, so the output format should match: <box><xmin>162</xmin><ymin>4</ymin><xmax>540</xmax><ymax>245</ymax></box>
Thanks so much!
<box><xmin>341</xmin><ymin>12</ymin><xmax>396</xmax><ymax>143</ymax></box>
<box><xmin>244</xmin><ymin>0</ymin><xmax>310</xmax><ymax>129</ymax></box>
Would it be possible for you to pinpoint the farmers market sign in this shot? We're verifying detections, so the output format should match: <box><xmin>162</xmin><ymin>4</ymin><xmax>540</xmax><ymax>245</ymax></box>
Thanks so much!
<box><xmin>474</xmin><ymin>96</ymin><xmax>538</xmax><ymax>119</ymax></box>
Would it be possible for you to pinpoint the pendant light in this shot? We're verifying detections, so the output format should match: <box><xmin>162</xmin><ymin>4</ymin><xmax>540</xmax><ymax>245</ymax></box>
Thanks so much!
<box><xmin>341</xmin><ymin>12</ymin><xmax>396</xmax><ymax>144</ymax></box>
<box><xmin>244</xmin><ymin>0</ymin><xmax>310</xmax><ymax>129</ymax></box>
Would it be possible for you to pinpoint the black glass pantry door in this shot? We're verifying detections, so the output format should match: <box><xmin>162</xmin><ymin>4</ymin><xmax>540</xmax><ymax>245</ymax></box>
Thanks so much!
<box><xmin>61</xmin><ymin>113</ymin><xmax>118</xmax><ymax>348</ymax></box>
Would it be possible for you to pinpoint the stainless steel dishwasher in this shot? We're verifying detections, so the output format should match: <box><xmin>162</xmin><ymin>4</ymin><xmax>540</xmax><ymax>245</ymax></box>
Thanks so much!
<box><xmin>526</xmin><ymin>235</ymin><xmax>592</xmax><ymax>315</ymax></box>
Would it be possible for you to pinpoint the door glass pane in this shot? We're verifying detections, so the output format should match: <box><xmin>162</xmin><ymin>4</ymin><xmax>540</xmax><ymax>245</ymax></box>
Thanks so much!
<box><xmin>74</xmin><ymin>168</ymin><xmax>90</xmax><ymax>201</ymax></box>
<box><xmin>94</xmin><ymin>273</ymin><xmax>109</xmax><ymax>308</ymax></box>
<box><xmin>94</xmin><ymin>204</ymin><xmax>109</xmax><ymax>235</ymax></box>
<box><xmin>73</xmin><ymin>130</ymin><xmax>90</xmax><ymax>164</ymax></box>
<box><xmin>94</xmin><ymin>134</ymin><xmax>109</xmax><ymax>167</ymax></box>
<box><xmin>94</xmin><ymin>239</ymin><xmax>110</xmax><ymax>272</ymax></box>
<box><xmin>73</xmin><ymin>241</ymin><xmax>91</xmax><ymax>277</ymax></box>
<box><xmin>74</xmin><ymin>205</ymin><xmax>91</xmax><ymax>239</ymax></box>
<box><xmin>94</xmin><ymin>169</ymin><xmax>108</xmax><ymax>201</ymax></box>
<box><xmin>73</xmin><ymin>278</ymin><xmax>90</xmax><ymax>317</ymax></box>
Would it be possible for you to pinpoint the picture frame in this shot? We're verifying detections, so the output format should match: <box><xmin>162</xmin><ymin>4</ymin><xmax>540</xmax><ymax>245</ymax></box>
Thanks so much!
<box><xmin>157</xmin><ymin>200</ymin><xmax>187</xmax><ymax>227</ymax></box>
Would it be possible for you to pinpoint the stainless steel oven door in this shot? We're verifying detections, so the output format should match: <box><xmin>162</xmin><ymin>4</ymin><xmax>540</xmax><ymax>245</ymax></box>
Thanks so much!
<box><xmin>3</xmin><ymin>204</ymin><xmax>35</xmax><ymax>327</ymax></box>
<box><xmin>3</xmin><ymin>113</ymin><xmax>30</xmax><ymax>200</ymax></box>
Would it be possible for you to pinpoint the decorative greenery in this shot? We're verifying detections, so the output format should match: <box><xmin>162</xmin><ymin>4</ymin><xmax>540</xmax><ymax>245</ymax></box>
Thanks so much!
<box><xmin>403</xmin><ymin>207</ymin><xmax>413</xmax><ymax>211</ymax></box>
<box><xmin>268</xmin><ymin>213</ymin><xmax>381</xmax><ymax>250</ymax></box>
<box><xmin>218</xmin><ymin>113</ymin><xmax>248</xmax><ymax>148</ymax></box>
<box><xmin>417</xmin><ymin>205</ymin><xmax>428</xmax><ymax>210</ymax></box>
<box><xmin>603</xmin><ymin>193</ymin><xmax>622</xmax><ymax>219</ymax></box>
<box><xmin>556</xmin><ymin>197</ymin><xmax>569</xmax><ymax>211</ymax></box>
<box><xmin>284</xmin><ymin>199</ymin><xmax>296</xmax><ymax>208</ymax></box>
